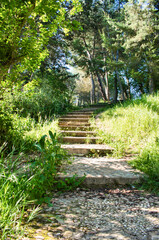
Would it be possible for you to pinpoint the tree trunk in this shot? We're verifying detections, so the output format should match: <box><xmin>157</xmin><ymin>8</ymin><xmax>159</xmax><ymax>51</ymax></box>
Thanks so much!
<box><xmin>117</xmin><ymin>71</ymin><xmax>125</xmax><ymax>101</ymax></box>
<box><xmin>96</xmin><ymin>71</ymin><xmax>107</xmax><ymax>101</ymax></box>
<box><xmin>115</xmin><ymin>50</ymin><xmax>125</xmax><ymax>101</ymax></box>
<box><xmin>139</xmin><ymin>83</ymin><xmax>144</xmax><ymax>95</ymax></box>
<box><xmin>125</xmin><ymin>75</ymin><xmax>131</xmax><ymax>99</ymax></box>
<box><xmin>149</xmin><ymin>76</ymin><xmax>155</xmax><ymax>94</ymax></box>
<box><xmin>90</xmin><ymin>73</ymin><xmax>96</xmax><ymax>104</ymax></box>
<box><xmin>104</xmin><ymin>71</ymin><xmax>110</xmax><ymax>101</ymax></box>
<box><xmin>114</xmin><ymin>71</ymin><xmax>118</xmax><ymax>103</ymax></box>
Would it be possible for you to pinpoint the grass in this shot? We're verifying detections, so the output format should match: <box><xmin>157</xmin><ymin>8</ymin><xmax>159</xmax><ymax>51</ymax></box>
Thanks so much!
<box><xmin>0</xmin><ymin>110</ymin><xmax>67</xmax><ymax>239</ymax></box>
<box><xmin>0</xmin><ymin>129</ymin><xmax>70</xmax><ymax>239</ymax></box>
<box><xmin>94</xmin><ymin>93</ymin><xmax>159</xmax><ymax>194</ymax></box>
<box><xmin>1</xmin><ymin>91</ymin><xmax>158</xmax><ymax>238</ymax></box>
<box><xmin>0</xmin><ymin>104</ymin><xmax>86</xmax><ymax>238</ymax></box>
<box><xmin>0</xmin><ymin>149</ymin><xmax>41</xmax><ymax>239</ymax></box>
<box><xmin>24</xmin><ymin>118</ymin><xmax>59</xmax><ymax>143</ymax></box>
<box><xmin>0</xmin><ymin>83</ymin><xmax>82</xmax><ymax>238</ymax></box>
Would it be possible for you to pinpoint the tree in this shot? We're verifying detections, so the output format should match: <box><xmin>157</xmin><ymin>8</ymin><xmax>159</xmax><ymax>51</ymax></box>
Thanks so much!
<box><xmin>0</xmin><ymin>0</ymin><xmax>81</xmax><ymax>92</ymax></box>
<box><xmin>66</xmin><ymin>0</ymin><xmax>112</xmax><ymax>103</ymax></box>
<box><xmin>120</xmin><ymin>0</ymin><xmax>159</xmax><ymax>93</ymax></box>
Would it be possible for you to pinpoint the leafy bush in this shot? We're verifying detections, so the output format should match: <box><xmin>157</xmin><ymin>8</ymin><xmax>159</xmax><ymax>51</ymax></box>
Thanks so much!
<box><xmin>26</xmin><ymin>131</ymin><xmax>69</xmax><ymax>199</ymax></box>
<box><xmin>0</xmin><ymin>109</ymin><xmax>25</xmax><ymax>152</ymax></box>
<box><xmin>12</xmin><ymin>89</ymin><xmax>70</xmax><ymax>121</ymax></box>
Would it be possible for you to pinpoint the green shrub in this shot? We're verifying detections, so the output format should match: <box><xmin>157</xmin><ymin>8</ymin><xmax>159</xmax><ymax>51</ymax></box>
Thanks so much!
<box><xmin>0</xmin><ymin>109</ymin><xmax>24</xmax><ymax>152</ymax></box>
<box><xmin>12</xmin><ymin>90</ymin><xmax>70</xmax><ymax>121</ymax></box>
<box><xmin>26</xmin><ymin>131</ymin><xmax>69</xmax><ymax>200</ymax></box>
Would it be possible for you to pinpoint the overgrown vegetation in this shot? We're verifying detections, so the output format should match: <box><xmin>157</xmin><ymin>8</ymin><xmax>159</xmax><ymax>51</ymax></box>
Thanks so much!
<box><xmin>0</xmin><ymin>0</ymin><xmax>159</xmax><ymax>237</ymax></box>
<box><xmin>95</xmin><ymin>93</ymin><xmax>159</xmax><ymax>193</ymax></box>
<box><xmin>0</xmin><ymin>130</ymin><xmax>71</xmax><ymax>239</ymax></box>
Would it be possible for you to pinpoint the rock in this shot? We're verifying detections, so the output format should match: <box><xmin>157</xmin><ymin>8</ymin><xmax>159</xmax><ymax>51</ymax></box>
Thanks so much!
<box><xmin>25</xmin><ymin>189</ymin><xmax>159</xmax><ymax>240</ymax></box>
<box><xmin>35</xmin><ymin>236</ymin><xmax>44</xmax><ymax>240</ymax></box>
<box><xmin>63</xmin><ymin>230</ymin><xmax>73</xmax><ymax>238</ymax></box>
<box><xmin>73</xmin><ymin>232</ymin><xmax>84</xmax><ymax>239</ymax></box>
<box><xmin>147</xmin><ymin>231</ymin><xmax>159</xmax><ymax>240</ymax></box>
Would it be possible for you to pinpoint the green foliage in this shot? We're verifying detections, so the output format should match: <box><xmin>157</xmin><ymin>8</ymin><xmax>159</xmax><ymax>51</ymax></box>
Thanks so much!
<box><xmin>27</xmin><ymin>131</ymin><xmax>69</xmax><ymax>199</ymax></box>
<box><xmin>0</xmin><ymin>92</ymin><xmax>61</xmax><ymax>153</ymax></box>
<box><xmin>119</xmin><ymin>0</ymin><xmax>159</xmax><ymax>93</ymax></box>
<box><xmin>0</xmin><ymin>130</ymin><xmax>72</xmax><ymax>238</ymax></box>
<box><xmin>0</xmin><ymin>108</ymin><xmax>25</xmax><ymax>152</ymax></box>
<box><xmin>0</xmin><ymin>67</ymin><xmax>74</xmax><ymax>152</ymax></box>
<box><xmin>24</xmin><ymin>119</ymin><xmax>59</xmax><ymax>144</ymax></box>
<box><xmin>12</xmin><ymin>89</ymin><xmax>69</xmax><ymax>120</ymax></box>
<box><xmin>0</xmin><ymin>0</ymin><xmax>82</xmax><ymax>88</ymax></box>
<box><xmin>56</xmin><ymin>174</ymin><xmax>86</xmax><ymax>192</ymax></box>
<box><xmin>130</xmin><ymin>143</ymin><xmax>159</xmax><ymax>193</ymax></box>
<box><xmin>96</xmin><ymin>93</ymin><xmax>159</xmax><ymax>192</ymax></box>
<box><xmin>0</xmin><ymin>150</ymin><xmax>41</xmax><ymax>239</ymax></box>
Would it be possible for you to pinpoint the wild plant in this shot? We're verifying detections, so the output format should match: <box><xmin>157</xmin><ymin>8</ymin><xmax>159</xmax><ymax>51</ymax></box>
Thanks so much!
<box><xmin>0</xmin><ymin>150</ymin><xmax>40</xmax><ymax>239</ymax></box>
<box><xmin>28</xmin><ymin>131</ymin><xmax>69</xmax><ymax>200</ymax></box>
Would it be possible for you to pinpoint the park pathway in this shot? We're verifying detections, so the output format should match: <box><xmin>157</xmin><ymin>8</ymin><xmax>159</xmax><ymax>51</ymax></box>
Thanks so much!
<box><xmin>24</xmin><ymin>106</ymin><xmax>159</xmax><ymax>240</ymax></box>
<box><xmin>58</xmin><ymin>105</ymin><xmax>142</xmax><ymax>188</ymax></box>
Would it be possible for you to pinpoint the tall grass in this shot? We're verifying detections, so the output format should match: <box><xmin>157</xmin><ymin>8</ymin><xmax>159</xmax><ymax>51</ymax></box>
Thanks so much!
<box><xmin>24</xmin><ymin>118</ymin><xmax>59</xmax><ymax>143</ymax></box>
<box><xmin>0</xmin><ymin>150</ymin><xmax>34</xmax><ymax>239</ymax></box>
<box><xmin>0</xmin><ymin>78</ymin><xmax>76</xmax><ymax>238</ymax></box>
<box><xmin>0</xmin><ymin>130</ymin><xmax>69</xmax><ymax>239</ymax></box>
<box><xmin>95</xmin><ymin>93</ymin><xmax>159</xmax><ymax>193</ymax></box>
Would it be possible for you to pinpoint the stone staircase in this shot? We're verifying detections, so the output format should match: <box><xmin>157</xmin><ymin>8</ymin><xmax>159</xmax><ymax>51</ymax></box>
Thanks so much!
<box><xmin>59</xmin><ymin>107</ymin><xmax>113</xmax><ymax>156</ymax></box>
<box><xmin>58</xmin><ymin>107</ymin><xmax>143</xmax><ymax>188</ymax></box>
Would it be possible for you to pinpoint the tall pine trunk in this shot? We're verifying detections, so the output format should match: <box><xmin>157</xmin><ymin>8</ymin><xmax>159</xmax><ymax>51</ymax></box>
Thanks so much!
<box><xmin>114</xmin><ymin>71</ymin><xmax>118</xmax><ymax>103</ymax></box>
<box><xmin>96</xmin><ymin>71</ymin><xmax>107</xmax><ymax>101</ymax></box>
<box><xmin>116</xmin><ymin>50</ymin><xmax>125</xmax><ymax>101</ymax></box>
<box><xmin>90</xmin><ymin>73</ymin><xmax>96</xmax><ymax>104</ymax></box>
<box><xmin>104</xmin><ymin>71</ymin><xmax>110</xmax><ymax>101</ymax></box>
<box><xmin>125</xmin><ymin>72</ymin><xmax>131</xmax><ymax>99</ymax></box>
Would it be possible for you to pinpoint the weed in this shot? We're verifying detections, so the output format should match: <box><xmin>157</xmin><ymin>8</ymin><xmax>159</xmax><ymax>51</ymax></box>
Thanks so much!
<box><xmin>26</xmin><ymin>131</ymin><xmax>69</xmax><ymax>200</ymax></box>
<box><xmin>0</xmin><ymin>130</ymin><xmax>70</xmax><ymax>239</ymax></box>
<box><xmin>0</xmin><ymin>150</ymin><xmax>39</xmax><ymax>239</ymax></box>
<box><xmin>55</xmin><ymin>174</ymin><xmax>86</xmax><ymax>192</ymax></box>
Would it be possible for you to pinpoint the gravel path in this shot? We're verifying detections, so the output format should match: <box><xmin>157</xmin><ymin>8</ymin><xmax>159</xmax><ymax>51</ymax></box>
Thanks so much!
<box><xmin>24</xmin><ymin>189</ymin><xmax>159</xmax><ymax>240</ymax></box>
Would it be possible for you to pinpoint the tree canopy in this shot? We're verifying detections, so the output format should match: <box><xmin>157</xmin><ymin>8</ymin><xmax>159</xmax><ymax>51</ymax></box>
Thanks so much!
<box><xmin>0</xmin><ymin>0</ymin><xmax>81</xmax><ymax>90</ymax></box>
<box><xmin>0</xmin><ymin>0</ymin><xmax>158</xmax><ymax>102</ymax></box>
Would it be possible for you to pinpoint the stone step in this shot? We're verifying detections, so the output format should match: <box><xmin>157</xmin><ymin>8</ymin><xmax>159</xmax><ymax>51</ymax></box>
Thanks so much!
<box><xmin>61</xmin><ymin>136</ymin><xmax>102</xmax><ymax>144</ymax></box>
<box><xmin>60</xmin><ymin>126</ymin><xmax>92</xmax><ymax>131</ymax></box>
<box><xmin>59</xmin><ymin>118</ymin><xmax>89</xmax><ymax>123</ymax></box>
<box><xmin>61</xmin><ymin>144</ymin><xmax>113</xmax><ymax>156</ymax></box>
<box><xmin>60</xmin><ymin>115</ymin><xmax>91</xmax><ymax>119</ymax></box>
<box><xmin>59</xmin><ymin>122</ymin><xmax>91</xmax><ymax>127</ymax></box>
<box><xmin>68</xmin><ymin>112</ymin><xmax>93</xmax><ymax>115</ymax></box>
<box><xmin>57</xmin><ymin>157</ymin><xmax>143</xmax><ymax>188</ymax></box>
<box><xmin>60</xmin><ymin>130</ymin><xmax>96</xmax><ymax>137</ymax></box>
<box><xmin>80</xmin><ymin>107</ymin><xmax>103</xmax><ymax>111</ymax></box>
<box><xmin>89</xmin><ymin>103</ymin><xmax>109</xmax><ymax>107</ymax></box>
